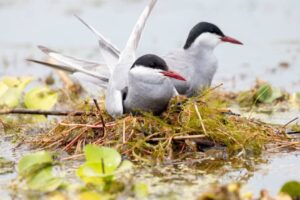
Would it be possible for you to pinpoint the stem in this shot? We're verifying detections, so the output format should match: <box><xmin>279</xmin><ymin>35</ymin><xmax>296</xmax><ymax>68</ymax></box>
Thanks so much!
<box><xmin>0</xmin><ymin>109</ymin><xmax>96</xmax><ymax>116</ymax></box>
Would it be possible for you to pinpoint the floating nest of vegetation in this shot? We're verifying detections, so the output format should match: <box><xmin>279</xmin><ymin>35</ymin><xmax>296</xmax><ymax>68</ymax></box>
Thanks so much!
<box><xmin>26</xmin><ymin>88</ymin><xmax>295</xmax><ymax>164</ymax></box>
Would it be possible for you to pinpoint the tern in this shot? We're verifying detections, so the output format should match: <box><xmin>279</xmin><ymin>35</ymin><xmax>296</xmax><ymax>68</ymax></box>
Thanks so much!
<box><xmin>30</xmin><ymin>0</ymin><xmax>189</xmax><ymax>118</ymax></box>
<box><xmin>28</xmin><ymin>1</ymin><xmax>243</xmax><ymax>98</ymax></box>
<box><xmin>118</xmin><ymin>54</ymin><xmax>185</xmax><ymax>116</ymax></box>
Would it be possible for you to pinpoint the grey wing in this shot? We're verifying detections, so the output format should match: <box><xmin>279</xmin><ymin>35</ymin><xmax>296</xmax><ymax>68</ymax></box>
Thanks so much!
<box><xmin>37</xmin><ymin>45</ymin><xmax>109</xmax><ymax>82</ymax></box>
<box><xmin>163</xmin><ymin>51</ymin><xmax>191</xmax><ymax>95</ymax></box>
<box><xmin>118</xmin><ymin>0</ymin><xmax>157</xmax><ymax>64</ymax></box>
<box><xmin>74</xmin><ymin>15</ymin><xmax>120</xmax><ymax>71</ymax></box>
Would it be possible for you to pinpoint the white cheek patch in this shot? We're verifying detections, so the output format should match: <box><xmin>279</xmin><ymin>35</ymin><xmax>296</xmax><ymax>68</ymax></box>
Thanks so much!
<box><xmin>130</xmin><ymin>65</ymin><xmax>156</xmax><ymax>76</ymax></box>
<box><xmin>130</xmin><ymin>66</ymin><xmax>164</xmax><ymax>83</ymax></box>
<box><xmin>192</xmin><ymin>32</ymin><xmax>222</xmax><ymax>48</ymax></box>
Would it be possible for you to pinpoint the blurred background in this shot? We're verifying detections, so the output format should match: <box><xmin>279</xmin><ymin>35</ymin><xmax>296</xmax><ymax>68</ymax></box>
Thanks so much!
<box><xmin>1</xmin><ymin>0</ymin><xmax>300</xmax><ymax>92</ymax></box>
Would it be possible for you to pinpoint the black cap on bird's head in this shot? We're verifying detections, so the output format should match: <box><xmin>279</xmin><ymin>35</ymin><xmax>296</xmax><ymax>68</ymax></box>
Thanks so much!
<box><xmin>131</xmin><ymin>54</ymin><xmax>168</xmax><ymax>71</ymax></box>
<box><xmin>131</xmin><ymin>54</ymin><xmax>186</xmax><ymax>81</ymax></box>
<box><xmin>184</xmin><ymin>22</ymin><xmax>243</xmax><ymax>49</ymax></box>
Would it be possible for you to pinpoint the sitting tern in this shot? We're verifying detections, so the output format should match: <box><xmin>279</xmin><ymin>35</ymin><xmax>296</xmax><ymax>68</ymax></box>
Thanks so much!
<box><xmin>118</xmin><ymin>54</ymin><xmax>185</xmax><ymax>116</ymax></box>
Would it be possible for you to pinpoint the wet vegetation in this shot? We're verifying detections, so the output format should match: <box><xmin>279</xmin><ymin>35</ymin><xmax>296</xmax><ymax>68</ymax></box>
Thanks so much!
<box><xmin>1</xmin><ymin>75</ymin><xmax>300</xmax><ymax>199</ymax></box>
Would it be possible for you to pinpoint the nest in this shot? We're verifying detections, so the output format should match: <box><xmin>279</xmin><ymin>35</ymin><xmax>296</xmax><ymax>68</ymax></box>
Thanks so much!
<box><xmin>27</xmin><ymin>89</ymin><xmax>296</xmax><ymax>164</ymax></box>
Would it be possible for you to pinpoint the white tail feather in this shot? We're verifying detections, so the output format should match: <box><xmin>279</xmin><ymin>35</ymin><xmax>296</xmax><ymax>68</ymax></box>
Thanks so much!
<box><xmin>74</xmin><ymin>15</ymin><xmax>120</xmax><ymax>72</ymax></box>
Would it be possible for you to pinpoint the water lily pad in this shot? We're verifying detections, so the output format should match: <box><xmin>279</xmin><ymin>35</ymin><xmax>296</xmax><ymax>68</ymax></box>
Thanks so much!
<box><xmin>0</xmin><ymin>87</ymin><xmax>21</xmax><ymax>108</ymax></box>
<box><xmin>2</xmin><ymin>76</ymin><xmax>32</xmax><ymax>89</ymax></box>
<box><xmin>256</xmin><ymin>84</ymin><xmax>282</xmax><ymax>104</ymax></box>
<box><xmin>280</xmin><ymin>181</ymin><xmax>300</xmax><ymax>199</ymax></box>
<box><xmin>24</xmin><ymin>87</ymin><xmax>58</xmax><ymax>110</ymax></box>
<box><xmin>0</xmin><ymin>76</ymin><xmax>32</xmax><ymax>108</ymax></box>
<box><xmin>26</xmin><ymin>166</ymin><xmax>63</xmax><ymax>192</ymax></box>
<box><xmin>256</xmin><ymin>84</ymin><xmax>272</xmax><ymax>103</ymax></box>
<box><xmin>84</xmin><ymin>145</ymin><xmax>122</xmax><ymax>172</ymax></box>
<box><xmin>18</xmin><ymin>151</ymin><xmax>53</xmax><ymax>176</ymax></box>
<box><xmin>76</xmin><ymin>162</ymin><xmax>114</xmax><ymax>187</ymax></box>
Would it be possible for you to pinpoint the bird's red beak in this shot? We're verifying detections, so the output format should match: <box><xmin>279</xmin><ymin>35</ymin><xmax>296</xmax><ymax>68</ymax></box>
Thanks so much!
<box><xmin>221</xmin><ymin>36</ymin><xmax>243</xmax><ymax>45</ymax></box>
<box><xmin>160</xmin><ymin>70</ymin><xmax>186</xmax><ymax>81</ymax></box>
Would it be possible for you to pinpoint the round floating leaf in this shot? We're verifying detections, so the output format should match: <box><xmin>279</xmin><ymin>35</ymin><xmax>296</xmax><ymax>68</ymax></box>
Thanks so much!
<box><xmin>263</xmin><ymin>87</ymin><xmax>282</xmax><ymax>104</ymax></box>
<box><xmin>76</xmin><ymin>162</ymin><xmax>114</xmax><ymax>186</ymax></box>
<box><xmin>26</xmin><ymin>166</ymin><xmax>63</xmax><ymax>192</ymax></box>
<box><xmin>2</xmin><ymin>76</ymin><xmax>32</xmax><ymax>89</ymax></box>
<box><xmin>0</xmin><ymin>87</ymin><xmax>21</xmax><ymax>108</ymax></box>
<box><xmin>0</xmin><ymin>77</ymin><xmax>32</xmax><ymax>108</ymax></box>
<box><xmin>256</xmin><ymin>84</ymin><xmax>283</xmax><ymax>104</ymax></box>
<box><xmin>24</xmin><ymin>87</ymin><xmax>58</xmax><ymax>110</ymax></box>
<box><xmin>84</xmin><ymin>145</ymin><xmax>122</xmax><ymax>172</ymax></box>
<box><xmin>18</xmin><ymin>151</ymin><xmax>53</xmax><ymax>176</ymax></box>
<box><xmin>256</xmin><ymin>84</ymin><xmax>272</xmax><ymax>103</ymax></box>
<box><xmin>280</xmin><ymin>181</ymin><xmax>300</xmax><ymax>199</ymax></box>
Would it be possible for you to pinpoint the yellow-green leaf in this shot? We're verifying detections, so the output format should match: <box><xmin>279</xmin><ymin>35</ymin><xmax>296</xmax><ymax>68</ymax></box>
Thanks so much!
<box><xmin>84</xmin><ymin>145</ymin><xmax>122</xmax><ymax>172</ymax></box>
<box><xmin>76</xmin><ymin>162</ymin><xmax>114</xmax><ymax>186</ymax></box>
<box><xmin>280</xmin><ymin>181</ymin><xmax>300</xmax><ymax>199</ymax></box>
<box><xmin>18</xmin><ymin>151</ymin><xmax>53</xmax><ymax>176</ymax></box>
<box><xmin>0</xmin><ymin>76</ymin><xmax>32</xmax><ymax>108</ymax></box>
<box><xmin>27</xmin><ymin>166</ymin><xmax>63</xmax><ymax>192</ymax></box>
<box><xmin>2</xmin><ymin>76</ymin><xmax>32</xmax><ymax>89</ymax></box>
<box><xmin>24</xmin><ymin>87</ymin><xmax>58</xmax><ymax>110</ymax></box>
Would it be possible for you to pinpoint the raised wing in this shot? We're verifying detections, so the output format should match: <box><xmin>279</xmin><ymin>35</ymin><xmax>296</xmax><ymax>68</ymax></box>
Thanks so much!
<box><xmin>75</xmin><ymin>15</ymin><xmax>120</xmax><ymax>72</ymax></box>
<box><xmin>118</xmin><ymin>0</ymin><xmax>157</xmax><ymax>65</ymax></box>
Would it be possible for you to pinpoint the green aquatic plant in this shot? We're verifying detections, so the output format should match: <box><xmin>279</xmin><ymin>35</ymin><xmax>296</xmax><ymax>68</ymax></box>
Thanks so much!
<box><xmin>280</xmin><ymin>181</ymin><xmax>300</xmax><ymax>199</ymax></box>
<box><xmin>13</xmin><ymin>147</ymin><xmax>135</xmax><ymax>199</ymax></box>
<box><xmin>0</xmin><ymin>76</ymin><xmax>32</xmax><ymax>108</ymax></box>
<box><xmin>17</xmin><ymin>151</ymin><xmax>64</xmax><ymax>192</ymax></box>
<box><xmin>0</xmin><ymin>75</ymin><xmax>59</xmax><ymax>123</ymax></box>
<box><xmin>77</xmin><ymin>144</ymin><xmax>133</xmax><ymax>192</ymax></box>
<box><xmin>24</xmin><ymin>87</ymin><xmax>58</xmax><ymax>110</ymax></box>
<box><xmin>237</xmin><ymin>82</ymin><xmax>285</xmax><ymax>107</ymax></box>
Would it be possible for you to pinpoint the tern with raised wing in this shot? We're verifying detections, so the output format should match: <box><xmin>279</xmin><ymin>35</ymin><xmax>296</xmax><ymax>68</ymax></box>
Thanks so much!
<box><xmin>29</xmin><ymin>1</ymin><xmax>243</xmax><ymax>98</ymax></box>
